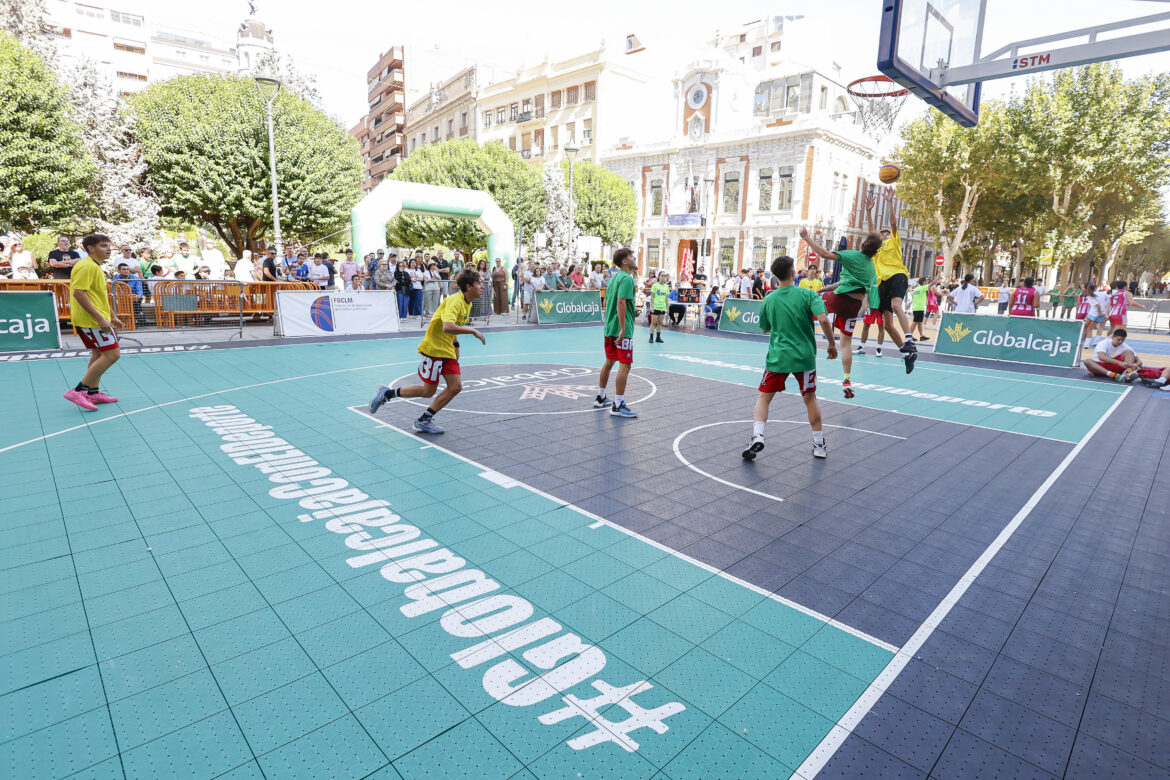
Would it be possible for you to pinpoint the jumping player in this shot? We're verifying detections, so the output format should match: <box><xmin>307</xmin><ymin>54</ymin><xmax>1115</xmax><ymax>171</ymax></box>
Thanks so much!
<box><xmin>368</xmin><ymin>268</ymin><xmax>485</xmax><ymax>433</ymax></box>
<box><xmin>800</xmin><ymin>227</ymin><xmax>914</xmax><ymax>401</ymax></box>
<box><xmin>63</xmin><ymin>234</ymin><xmax>124</xmax><ymax>411</ymax></box>
<box><xmin>742</xmin><ymin>255</ymin><xmax>838</xmax><ymax>461</ymax></box>
<box><xmin>593</xmin><ymin>247</ymin><xmax>638</xmax><ymax>417</ymax></box>
<box><xmin>867</xmin><ymin>189</ymin><xmax>918</xmax><ymax>359</ymax></box>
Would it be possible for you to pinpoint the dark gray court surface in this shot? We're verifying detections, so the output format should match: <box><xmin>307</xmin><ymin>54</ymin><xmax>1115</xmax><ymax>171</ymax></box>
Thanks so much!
<box><xmin>380</xmin><ymin>358</ymin><xmax>1170</xmax><ymax>779</ymax></box>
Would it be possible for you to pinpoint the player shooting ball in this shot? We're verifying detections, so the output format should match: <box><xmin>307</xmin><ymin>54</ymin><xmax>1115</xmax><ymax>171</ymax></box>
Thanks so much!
<box><xmin>799</xmin><ymin>227</ymin><xmax>915</xmax><ymax>400</ymax></box>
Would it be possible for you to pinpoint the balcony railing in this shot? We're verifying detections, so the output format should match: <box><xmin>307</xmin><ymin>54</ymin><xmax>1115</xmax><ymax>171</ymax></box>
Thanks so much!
<box><xmin>582</xmin><ymin>131</ymin><xmax>593</xmax><ymax>144</ymax></box>
<box><xmin>515</xmin><ymin>110</ymin><xmax>532</xmax><ymax>123</ymax></box>
<box><xmin>520</xmin><ymin>149</ymin><xmax>532</xmax><ymax>159</ymax></box>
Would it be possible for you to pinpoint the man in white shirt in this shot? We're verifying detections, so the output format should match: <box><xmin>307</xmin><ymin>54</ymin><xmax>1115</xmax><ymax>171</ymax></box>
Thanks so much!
<box><xmin>996</xmin><ymin>283</ymin><xmax>1011</xmax><ymax>314</ymax></box>
<box><xmin>588</xmin><ymin>263</ymin><xmax>604</xmax><ymax>290</ymax></box>
<box><xmin>947</xmin><ymin>274</ymin><xmax>984</xmax><ymax>313</ymax></box>
<box><xmin>1084</xmin><ymin>328</ymin><xmax>1141</xmax><ymax>382</ymax></box>
<box><xmin>201</xmin><ymin>239</ymin><xmax>227</xmax><ymax>279</ymax></box>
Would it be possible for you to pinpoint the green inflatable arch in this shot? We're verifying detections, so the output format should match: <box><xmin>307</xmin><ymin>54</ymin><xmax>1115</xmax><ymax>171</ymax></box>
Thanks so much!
<box><xmin>350</xmin><ymin>180</ymin><xmax>517</xmax><ymax>267</ymax></box>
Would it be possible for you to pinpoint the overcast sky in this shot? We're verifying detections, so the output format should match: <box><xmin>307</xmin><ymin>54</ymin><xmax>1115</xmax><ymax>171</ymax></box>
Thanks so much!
<box><xmin>137</xmin><ymin>0</ymin><xmax>1170</xmax><ymax>129</ymax></box>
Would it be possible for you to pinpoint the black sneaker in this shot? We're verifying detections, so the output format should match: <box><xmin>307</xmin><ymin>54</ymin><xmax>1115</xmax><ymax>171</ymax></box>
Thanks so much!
<box><xmin>649</xmin><ymin>335</ymin><xmax>654</xmax><ymax>344</ymax></box>
<box><xmin>656</xmin><ymin>335</ymin><xmax>664</xmax><ymax>343</ymax></box>
<box><xmin>592</xmin><ymin>395</ymin><xmax>609</xmax><ymax>409</ymax></box>
<box><xmin>904</xmin><ymin>350</ymin><xmax>918</xmax><ymax>374</ymax></box>
<box><xmin>899</xmin><ymin>339</ymin><xmax>917</xmax><ymax>354</ymax></box>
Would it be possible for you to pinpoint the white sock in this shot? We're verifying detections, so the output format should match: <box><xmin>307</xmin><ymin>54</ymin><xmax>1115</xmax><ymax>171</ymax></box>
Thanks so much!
<box><xmin>597</xmin><ymin>387</ymin><xmax>606</xmax><ymax>398</ymax></box>
<box><xmin>615</xmin><ymin>395</ymin><xmax>625</xmax><ymax>405</ymax></box>
<box><xmin>813</xmin><ymin>431</ymin><xmax>825</xmax><ymax>445</ymax></box>
<box><xmin>753</xmin><ymin>422</ymin><xmax>766</xmax><ymax>437</ymax></box>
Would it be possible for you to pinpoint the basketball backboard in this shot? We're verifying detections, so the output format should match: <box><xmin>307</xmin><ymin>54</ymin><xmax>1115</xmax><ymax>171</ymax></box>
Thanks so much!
<box><xmin>878</xmin><ymin>0</ymin><xmax>987</xmax><ymax>126</ymax></box>
<box><xmin>879</xmin><ymin>0</ymin><xmax>1170</xmax><ymax>127</ymax></box>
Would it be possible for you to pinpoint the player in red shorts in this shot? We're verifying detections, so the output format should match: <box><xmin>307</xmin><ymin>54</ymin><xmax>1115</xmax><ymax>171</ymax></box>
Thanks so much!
<box><xmin>64</xmin><ymin>234</ymin><xmax>124</xmax><ymax>411</ymax></box>
<box><xmin>800</xmin><ymin>227</ymin><xmax>912</xmax><ymax>399</ymax></box>
<box><xmin>368</xmin><ymin>269</ymin><xmax>485</xmax><ymax>433</ymax></box>
<box><xmin>742</xmin><ymin>255</ymin><xmax>838</xmax><ymax>460</ymax></box>
<box><xmin>854</xmin><ymin>305</ymin><xmax>887</xmax><ymax>357</ymax></box>
<box><xmin>593</xmin><ymin>247</ymin><xmax>639</xmax><ymax>418</ymax></box>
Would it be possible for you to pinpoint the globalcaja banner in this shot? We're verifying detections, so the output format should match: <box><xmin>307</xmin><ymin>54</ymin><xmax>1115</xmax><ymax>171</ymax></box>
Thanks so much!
<box><xmin>274</xmin><ymin>290</ymin><xmax>401</xmax><ymax>338</ymax></box>
<box><xmin>717</xmin><ymin>298</ymin><xmax>766</xmax><ymax>335</ymax></box>
<box><xmin>533</xmin><ymin>291</ymin><xmax>602</xmax><ymax>324</ymax></box>
<box><xmin>0</xmin><ymin>292</ymin><xmax>62</xmax><ymax>351</ymax></box>
<box><xmin>934</xmin><ymin>312</ymin><xmax>1083</xmax><ymax>367</ymax></box>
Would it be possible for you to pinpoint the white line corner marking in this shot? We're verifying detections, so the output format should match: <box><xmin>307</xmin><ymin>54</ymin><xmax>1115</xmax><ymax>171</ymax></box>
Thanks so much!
<box><xmin>792</xmin><ymin>385</ymin><xmax>1131</xmax><ymax>780</ymax></box>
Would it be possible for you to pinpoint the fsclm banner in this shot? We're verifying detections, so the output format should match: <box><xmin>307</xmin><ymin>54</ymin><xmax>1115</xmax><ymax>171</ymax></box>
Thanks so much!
<box><xmin>274</xmin><ymin>290</ymin><xmax>400</xmax><ymax>338</ymax></box>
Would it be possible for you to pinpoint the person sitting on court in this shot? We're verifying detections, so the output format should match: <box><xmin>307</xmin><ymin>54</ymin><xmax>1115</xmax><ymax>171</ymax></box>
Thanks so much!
<box><xmin>1139</xmin><ymin>364</ymin><xmax>1169</xmax><ymax>390</ymax></box>
<box><xmin>667</xmin><ymin>284</ymin><xmax>687</xmax><ymax>326</ymax></box>
<box><xmin>1084</xmin><ymin>328</ymin><xmax>1142</xmax><ymax>383</ymax></box>
<box><xmin>368</xmin><ymin>269</ymin><xmax>487</xmax><ymax>434</ymax></box>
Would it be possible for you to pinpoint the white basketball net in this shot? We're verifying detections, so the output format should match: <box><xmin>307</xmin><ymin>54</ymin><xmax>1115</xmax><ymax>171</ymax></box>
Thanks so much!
<box><xmin>848</xmin><ymin>77</ymin><xmax>910</xmax><ymax>140</ymax></box>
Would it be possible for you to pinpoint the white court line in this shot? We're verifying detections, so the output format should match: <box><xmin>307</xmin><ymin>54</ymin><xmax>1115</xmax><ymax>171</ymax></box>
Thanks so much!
<box><xmin>792</xmin><ymin>385</ymin><xmax>1132</xmax><ymax>779</ymax></box>
<box><xmin>671</xmin><ymin>420</ymin><xmax>906</xmax><ymax>504</ymax></box>
<box><xmin>348</xmin><ymin>405</ymin><xmax>900</xmax><ymax>655</ymax></box>
<box><xmin>0</xmin><ymin>350</ymin><xmax>608</xmax><ymax>454</ymax></box>
<box><xmin>384</xmin><ymin>368</ymin><xmax>657</xmax><ymax>415</ymax></box>
<box><xmin>660</xmin><ymin>346</ymin><xmax>1125</xmax><ymax>395</ymax></box>
<box><xmin>643</xmin><ymin>365</ymin><xmax>1077</xmax><ymax>444</ymax></box>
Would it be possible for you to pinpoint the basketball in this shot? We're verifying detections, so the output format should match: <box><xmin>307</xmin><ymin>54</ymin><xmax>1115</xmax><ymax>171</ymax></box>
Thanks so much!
<box><xmin>879</xmin><ymin>164</ymin><xmax>901</xmax><ymax>184</ymax></box>
<box><xmin>309</xmin><ymin>295</ymin><xmax>335</xmax><ymax>332</ymax></box>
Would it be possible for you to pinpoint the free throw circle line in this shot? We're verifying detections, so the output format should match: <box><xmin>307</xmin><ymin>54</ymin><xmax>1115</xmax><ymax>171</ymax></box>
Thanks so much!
<box><xmin>672</xmin><ymin>419</ymin><xmax>908</xmax><ymax>504</ymax></box>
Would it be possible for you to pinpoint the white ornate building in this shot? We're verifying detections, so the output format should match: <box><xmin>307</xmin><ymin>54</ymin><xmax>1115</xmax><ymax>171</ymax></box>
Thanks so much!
<box><xmin>601</xmin><ymin>17</ymin><xmax>932</xmax><ymax>280</ymax></box>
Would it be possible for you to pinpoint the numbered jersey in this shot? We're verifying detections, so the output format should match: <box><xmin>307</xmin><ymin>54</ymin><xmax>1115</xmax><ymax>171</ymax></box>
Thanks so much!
<box><xmin>1009</xmin><ymin>287</ymin><xmax>1036</xmax><ymax>316</ymax></box>
<box><xmin>1109</xmin><ymin>290</ymin><xmax>1129</xmax><ymax>318</ymax></box>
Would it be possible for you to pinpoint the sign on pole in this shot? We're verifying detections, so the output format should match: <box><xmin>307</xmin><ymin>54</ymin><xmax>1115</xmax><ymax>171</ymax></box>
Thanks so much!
<box><xmin>533</xmin><ymin>291</ymin><xmax>602</xmax><ymax>323</ymax></box>
<box><xmin>717</xmin><ymin>298</ymin><xmax>766</xmax><ymax>335</ymax></box>
<box><xmin>934</xmin><ymin>312</ymin><xmax>1084</xmax><ymax>367</ymax></box>
<box><xmin>274</xmin><ymin>290</ymin><xmax>400</xmax><ymax>337</ymax></box>
<box><xmin>0</xmin><ymin>292</ymin><xmax>61</xmax><ymax>351</ymax></box>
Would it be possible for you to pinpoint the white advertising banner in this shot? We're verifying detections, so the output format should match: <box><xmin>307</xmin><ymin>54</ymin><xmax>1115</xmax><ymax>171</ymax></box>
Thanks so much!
<box><xmin>274</xmin><ymin>290</ymin><xmax>400</xmax><ymax>338</ymax></box>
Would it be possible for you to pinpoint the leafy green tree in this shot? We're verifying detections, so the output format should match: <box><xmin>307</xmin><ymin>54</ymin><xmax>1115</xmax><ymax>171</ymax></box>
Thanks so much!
<box><xmin>0</xmin><ymin>32</ymin><xmax>95</xmax><ymax>232</ymax></box>
<box><xmin>1004</xmin><ymin>63</ymin><xmax>1170</xmax><ymax>283</ymax></box>
<box><xmin>130</xmin><ymin>74</ymin><xmax>362</xmax><ymax>258</ymax></box>
<box><xmin>386</xmin><ymin>140</ymin><xmax>545</xmax><ymax>256</ymax></box>
<box><xmin>559</xmin><ymin>159</ymin><xmax>637</xmax><ymax>245</ymax></box>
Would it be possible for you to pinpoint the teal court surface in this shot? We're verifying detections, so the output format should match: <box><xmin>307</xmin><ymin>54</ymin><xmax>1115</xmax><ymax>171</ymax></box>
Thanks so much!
<box><xmin>2</xmin><ymin>326</ymin><xmax>1167</xmax><ymax>779</ymax></box>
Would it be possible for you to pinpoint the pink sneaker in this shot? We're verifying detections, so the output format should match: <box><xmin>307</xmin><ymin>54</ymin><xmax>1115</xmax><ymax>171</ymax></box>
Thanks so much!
<box><xmin>63</xmin><ymin>389</ymin><xmax>99</xmax><ymax>411</ymax></box>
<box><xmin>88</xmin><ymin>391</ymin><xmax>118</xmax><ymax>404</ymax></box>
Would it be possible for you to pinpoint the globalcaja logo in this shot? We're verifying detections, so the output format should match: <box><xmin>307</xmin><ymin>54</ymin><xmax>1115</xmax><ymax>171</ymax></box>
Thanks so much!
<box><xmin>539</xmin><ymin>297</ymin><xmax>556</xmax><ymax>315</ymax></box>
<box><xmin>726</xmin><ymin>305</ymin><xmax>742</xmax><ymax>322</ymax></box>
<box><xmin>309</xmin><ymin>296</ymin><xmax>335</xmax><ymax>332</ymax></box>
<box><xmin>945</xmin><ymin>322</ymin><xmax>972</xmax><ymax>342</ymax></box>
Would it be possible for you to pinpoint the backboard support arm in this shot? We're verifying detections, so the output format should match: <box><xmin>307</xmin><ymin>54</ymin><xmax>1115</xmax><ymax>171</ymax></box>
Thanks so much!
<box><xmin>940</xmin><ymin>11</ymin><xmax>1170</xmax><ymax>86</ymax></box>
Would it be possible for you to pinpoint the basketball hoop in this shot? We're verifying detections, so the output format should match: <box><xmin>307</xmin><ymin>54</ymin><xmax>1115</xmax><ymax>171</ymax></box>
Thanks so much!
<box><xmin>847</xmin><ymin>75</ymin><xmax>910</xmax><ymax>139</ymax></box>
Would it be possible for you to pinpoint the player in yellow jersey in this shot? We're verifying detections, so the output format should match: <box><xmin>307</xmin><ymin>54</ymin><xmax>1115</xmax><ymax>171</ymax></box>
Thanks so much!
<box><xmin>64</xmin><ymin>234</ymin><xmax>124</xmax><ymax>411</ymax></box>
<box><xmin>368</xmin><ymin>268</ymin><xmax>485</xmax><ymax>434</ymax></box>
<box><xmin>868</xmin><ymin>188</ymin><xmax>917</xmax><ymax>359</ymax></box>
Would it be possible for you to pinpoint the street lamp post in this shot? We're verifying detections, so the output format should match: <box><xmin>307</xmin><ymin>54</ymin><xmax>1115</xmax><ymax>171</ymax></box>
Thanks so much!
<box><xmin>255</xmin><ymin>75</ymin><xmax>283</xmax><ymax>258</ymax></box>
<box><xmin>564</xmin><ymin>144</ymin><xmax>579</xmax><ymax>266</ymax></box>
<box><xmin>703</xmin><ymin>175</ymin><xmax>715</xmax><ymax>278</ymax></box>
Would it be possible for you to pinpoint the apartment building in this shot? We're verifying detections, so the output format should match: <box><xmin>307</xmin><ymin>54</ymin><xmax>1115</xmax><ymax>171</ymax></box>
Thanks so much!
<box><xmin>404</xmin><ymin>65</ymin><xmax>491</xmax><ymax>156</ymax></box>
<box><xmin>473</xmin><ymin>45</ymin><xmax>672</xmax><ymax>165</ymax></box>
<box><xmin>353</xmin><ymin>46</ymin><xmax>406</xmax><ymax>193</ymax></box>
<box><xmin>42</xmin><ymin>0</ymin><xmax>269</xmax><ymax>94</ymax></box>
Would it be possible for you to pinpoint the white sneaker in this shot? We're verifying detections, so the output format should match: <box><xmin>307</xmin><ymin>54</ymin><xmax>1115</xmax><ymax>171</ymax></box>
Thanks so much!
<box><xmin>812</xmin><ymin>438</ymin><xmax>828</xmax><ymax>459</ymax></box>
<box><xmin>853</xmin><ymin>344</ymin><xmax>865</xmax><ymax>354</ymax></box>
<box><xmin>741</xmin><ymin>434</ymin><xmax>765</xmax><ymax>461</ymax></box>
<box><xmin>875</xmin><ymin>347</ymin><xmax>883</xmax><ymax>357</ymax></box>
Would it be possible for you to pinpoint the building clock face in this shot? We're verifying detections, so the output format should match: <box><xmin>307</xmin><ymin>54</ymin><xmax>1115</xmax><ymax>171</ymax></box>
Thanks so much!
<box><xmin>687</xmin><ymin>86</ymin><xmax>707</xmax><ymax>109</ymax></box>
